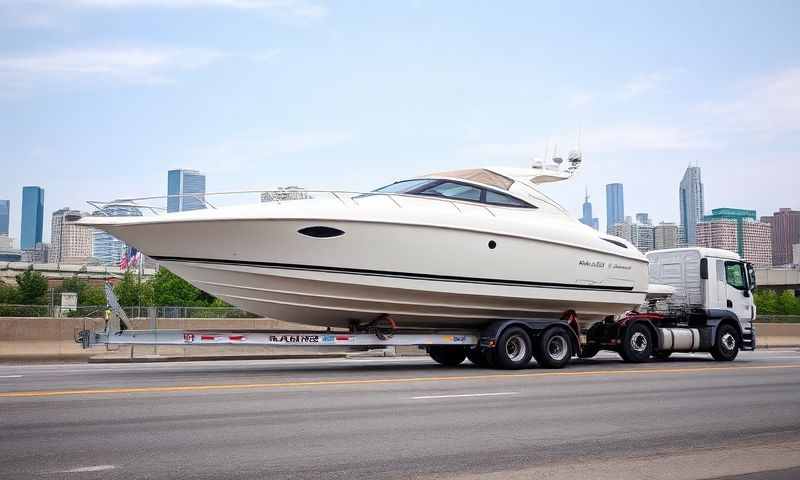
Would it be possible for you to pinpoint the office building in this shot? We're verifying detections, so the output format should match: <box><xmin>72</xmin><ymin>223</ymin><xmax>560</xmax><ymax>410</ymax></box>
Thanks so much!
<box><xmin>654</xmin><ymin>222</ymin><xmax>680</xmax><ymax>250</ymax></box>
<box><xmin>167</xmin><ymin>169</ymin><xmax>206</xmax><ymax>213</ymax></box>
<box><xmin>679</xmin><ymin>166</ymin><xmax>704</xmax><ymax>246</ymax></box>
<box><xmin>794</xmin><ymin>244</ymin><xmax>800</xmax><ymax>267</ymax></box>
<box><xmin>696</xmin><ymin>208</ymin><xmax>772</xmax><ymax>267</ymax></box>
<box><xmin>635</xmin><ymin>213</ymin><xmax>651</xmax><ymax>226</ymax></box>
<box><xmin>761</xmin><ymin>208</ymin><xmax>800</xmax><ymax>266</ymax></box>
<box><xmin>92</xmin><ymin>203</ymin><xmax>143</xmax><ymax>266</ymax></box>
<box><xmin>0</xmin><ymin>199</ymin><xmax>9</xmax><ymax>236</ymax></box>
<box><xmin>20</xmin><ymin>186</ymin><xmax>44</xmax><ymax>249</ymax></box>
<box><xmin>50</xmin><ymin>208</ymin><xmax>93</xmax><ymax>264</ymax></box>
<box><xmin>606</xmin><ymin>183</ymin><xmax>624</xmax><ymax>234</ymax></box>
<box><xmin>612</xmin><ymin>217</ymin><xmax>655</xmax><ymax>253</ymax></box>
<box><xmin>579</xmin><ymin>188</ymin><xmax>599</xmax><ymax>230</ymax></box>
<box><xmin>21</xmin><ymin>242</ymin><xmax>49</xmax><ymax>263</ymax></box>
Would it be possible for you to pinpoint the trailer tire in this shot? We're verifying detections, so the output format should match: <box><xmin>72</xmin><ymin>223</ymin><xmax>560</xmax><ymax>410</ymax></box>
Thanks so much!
<box><xmin>620</xmin><ymin>323</ymin><xmax>653</xmax><ymax>363</ymax></box>
<box><xmin>710</xmin><ymin>324</ymin><xmax>739</xmax><ymax>361</ymax></box>
<box><xmin>654</xmin><ymin>351</ymin><xmax>672</xmax><ymax>361</ymax></box>
<box><xmin>533</xmin><ymin>327</ymin><xmax>573</xmax><ymax>369</ymax></box>
<box><xmin>429</xmin><ymin>346</ymin><xmax>467</xmax><ymax>366</ymax></box>
<box><xmin>466</xmin><ymin>348</ymin><xmax>492</xmax><ymax>368</ymax></box>
<box><xmin>493</xmin><ymin>327</ymin><xmax>533</xmax><ymax>370</ymax></box>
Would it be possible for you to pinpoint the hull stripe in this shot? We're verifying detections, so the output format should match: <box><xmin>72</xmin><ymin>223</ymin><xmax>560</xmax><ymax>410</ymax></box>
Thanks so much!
<box><xmin>151</xmin><ymin>255</ymin><xmax>645</xmax><ymax>294</ymax></box>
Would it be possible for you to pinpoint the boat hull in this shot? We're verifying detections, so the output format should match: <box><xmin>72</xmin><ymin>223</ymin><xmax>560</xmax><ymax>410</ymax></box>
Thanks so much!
<box><xmin>95</xmin><ymin>212</ymin><xmax>649</xmax><ymax>329</ymax></box>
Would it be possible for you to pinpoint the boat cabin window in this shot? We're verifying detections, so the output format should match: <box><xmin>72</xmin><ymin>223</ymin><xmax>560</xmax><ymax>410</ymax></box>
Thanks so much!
<box><xmin>419</xmin><ymin>181</ymin><xmax>482</xmax><ymax>202</ymax></box>
<box><xmin>485</xmin><ymin>190</ymin><xmax>530</xmax><ymax>207</ymax></box>
<box><xmin>374</xmin><ymin>179</ymin><xmax>436</xmax><ymax>194</ymax></box>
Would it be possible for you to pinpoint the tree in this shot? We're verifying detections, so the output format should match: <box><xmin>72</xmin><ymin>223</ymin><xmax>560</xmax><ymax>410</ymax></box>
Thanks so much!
<box><xmin>754</xmin><ymin>289</ymin><xmax>779</xmax><ymax>315</ymax></box>
<box><xmin>114</xmin><ymin>271</ymin><xmax>153</xmax><ymax>307</ymax></box>
<box><xmin>15</xmin><ymin>268</ymin><xmax>48</xmax><ymax>305</ymax></box>
<box><xmin>80</xmin><ymin>286</ymin><xmax>107</xmax><ymax>306</ymax></box>
<box><xmin>148</xmin><ymin>268</ymin><xmax>207</xmax><ymax>306</ymax></box>
<box><xmin>776</xmin><ymin>290</ymin><xmax>800</xmax><ymax>315</ymax></box>
<box><xmin>0</xmin><ymin>282</ymin><xmax>19</xmax><ymax>304</ymax></box>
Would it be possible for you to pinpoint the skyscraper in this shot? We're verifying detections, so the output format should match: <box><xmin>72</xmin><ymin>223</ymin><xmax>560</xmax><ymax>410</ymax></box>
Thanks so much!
<box><xmin>635</xmin><ymin>213</ymin><xmax>651</xmax><ymax>225</ymax></box>
<box><xmin>679</xmin><ymin>166</ymin><xmax>704</xmax><ymax>246</ymax></box>
<box><xmin>579</xmin><ymin>188</ymin><xmax>599</xmax><ymax>230</ymax></box>
<box><xmin>654</xmin><ymin>222</ymin><xmax>679</xmax><ymax>250</ymax></box>
<box><xmin>20</xmin><ymin>186</ymin><xmax>44</xmax><ymax>249</ymax></box>
<box><xmin>167</xmin><ymin>169</ymin><xmax>207</xmax><ymax>213</ymax></box>
<box><xmin>760</xmin><ymin>209</ymin><xmax>800</xmax><ymax>266</ymax></box>
<box><xmin>696</xmin><ymin>208</ymin><xmax>772</xmax><ymax>267</ymax></box>
<box><xmin>50</xmin><ymin>208</ymin><xmax>93</xmax><ymax>264</ymax></box>
<box><xmin>606</xmin><ymin>183</ymin><xmax>624</xmax><ymax>234</ymax></box>
<box><xmin>0</xmin><ymin>199</ymin><xmax>9</xmax><ymax>236</ymax></box>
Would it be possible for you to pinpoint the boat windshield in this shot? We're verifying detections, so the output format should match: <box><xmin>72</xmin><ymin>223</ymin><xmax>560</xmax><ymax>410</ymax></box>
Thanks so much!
<box><xmin>373</xmin><ymin>179</ymin><xmax>436</xmax><ymax>194</ymax></box>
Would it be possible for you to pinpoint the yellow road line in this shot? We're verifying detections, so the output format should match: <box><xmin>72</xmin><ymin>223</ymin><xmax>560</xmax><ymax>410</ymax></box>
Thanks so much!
<box><xmin>2</xmin><ymin>363</ymin><xmax>799</xmax><ymax>399</ymax></box>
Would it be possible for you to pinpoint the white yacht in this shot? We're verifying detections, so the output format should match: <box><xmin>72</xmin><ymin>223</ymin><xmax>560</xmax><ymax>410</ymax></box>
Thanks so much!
<box><xmin>79</xmin><ymin>160</ymin><xmax>649</xmax><ymax>329</ymax></box>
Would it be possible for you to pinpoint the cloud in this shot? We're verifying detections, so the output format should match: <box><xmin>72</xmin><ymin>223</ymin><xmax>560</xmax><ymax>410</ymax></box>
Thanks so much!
<box><xmin>0</xmin><ymin>47</ymin><xmax>276</xmax><ymax>90</ymax></box>
<box><xmin>463</xmin><ymin>124</ymin><xmax>715</xmax><ymax>162</ymax></box>
<box><xmin>698</xmin><ymin>67</ymin><xmax>800</xmax><ymax>137</ymax></box>
<box><xmin>623</xmin><ymin>72</ymin><xmax>667</xmax><ymax>98</ymax></box>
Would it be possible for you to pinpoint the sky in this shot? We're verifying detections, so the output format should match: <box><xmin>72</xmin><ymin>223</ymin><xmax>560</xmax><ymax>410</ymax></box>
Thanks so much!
<box><xmin>1</xmin><ymin>0</ymin><xmax>799</xmax><ymax>247</ymax></box>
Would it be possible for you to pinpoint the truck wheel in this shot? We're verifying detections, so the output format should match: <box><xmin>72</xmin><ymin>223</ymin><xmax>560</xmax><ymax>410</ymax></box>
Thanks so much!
<box><xmin>534</xmin><ymin>327</ymin><xmax>573</xmax><ymax>369</ymax></box>
<box><xmin>493</xmin><ymin>327</ymin><xmax>533</xmax><ymax>370</ymax></box>
<box><xmin>466</xmin><ymin>347</ymin><xmax>492</xmax><ymax>368</ymax></box>
<box><xmin>710</xmin><ymin>324</ymin><xmax>739</xmax><ymax>361</ymax></box>
<box><xmin>620</xmin><ymin>323</ymin><xmax>652</xmax><ymax>363</ymax></box>
<box><xmin>429</xmin><ymin>346</ymin><xmax>467</xmax><ymax>366</ymax></box>
<box><xmin>654</xmin><ymin>351</ymin><xmax>672</xmax><ymax>361</ymax></box>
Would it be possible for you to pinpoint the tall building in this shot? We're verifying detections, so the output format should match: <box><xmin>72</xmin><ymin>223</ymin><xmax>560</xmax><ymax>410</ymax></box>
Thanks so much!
<box><xmin>92</xmin><ymin>203</ymin><xmax>143</xmax><ymax>266</ymax></box>
<box><xmin>696</xmin><ymin>208</ymin><xmax>772</xmax><ymax>267</ymax></box>
<box><xmin>606</xmin><ymin>183</ymin><xmax>624</xmax><ymax>234</ymax></box>
<box><xmin>21</xmin><ymin>242</ymin><xmax>49</xmax><ymax>263</ymax></box>
<box><xmin>635</xmin><ymin>213</ymin><xmax>651</xmax><ymax>226</ymax></box>
<box><xmin>50</xmin><ymin>208</ymin><xmax>93</xmax><ymax>264</ymax></box>
<box><xmin>20</xmin><ymin>186</ymin><xmax>44</xmax><ymax>249</ymax></box>
<box><xmin>167</xmin><ymin>169</ymin><xmax>206</xmax><ymax>213</ymax></box>
<box><xmin>579</xmin><ymin>188</ymin><xmax>599</xmax><ymax>230</ymax></box>
<box><xmin>760</xmin><ymin>208</ymin><xmax>800</xmax><ymax>266</ymax></box>
<box><xmin>679</xmin><ymin>166</ymin><xmax>704</xmax><ymax>246</ymax></box>
<box><xmin>612</xmin><ymin>217</ymin><xmax>655</xmax><ymax>253</ymax></box>
<box><xmin>0</xmin><ymin>199</ymin><xmax>9</xmax><ymax>236</ymax></box>
<box><xmin>654</xmin><ymin>222</ymin><xmax>679</xmax><ymax>250</ymax></box>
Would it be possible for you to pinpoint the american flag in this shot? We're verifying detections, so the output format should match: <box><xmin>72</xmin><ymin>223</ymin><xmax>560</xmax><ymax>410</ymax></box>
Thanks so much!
<box><xmin>120</xmin><ymin>246</ymin><xmax>141</xmax><ymax>270</ymax></box>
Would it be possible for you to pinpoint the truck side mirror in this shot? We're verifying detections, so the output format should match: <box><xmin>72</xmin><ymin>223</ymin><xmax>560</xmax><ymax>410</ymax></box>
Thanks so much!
<box><xmin>700</xmin><ymin>258</ymin><xmax>708</xmax><ymax>280</ymax></box>
<box><xmin>746</xmin><ymin>263</ymin><xmax>757</xmax><ymax>291</ymax></box>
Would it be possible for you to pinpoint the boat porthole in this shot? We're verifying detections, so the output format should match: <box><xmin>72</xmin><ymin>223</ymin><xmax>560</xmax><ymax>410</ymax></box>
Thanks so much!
<box><xmin>298</xmin><ymin>226</ymin><xmax>345</xmax><ymax>238</ymax></box>
<box><xmin>488</xmin><ymin>240</ymin><xmax>497</xmax><ymax>249</ymax></box>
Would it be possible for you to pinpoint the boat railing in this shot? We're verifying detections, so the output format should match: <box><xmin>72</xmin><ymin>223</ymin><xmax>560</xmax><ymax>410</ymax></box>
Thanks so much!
<box><xmin>85</xmin><ymin>189</ymin><xmax>498</xmax><ymax>217</ymax></box>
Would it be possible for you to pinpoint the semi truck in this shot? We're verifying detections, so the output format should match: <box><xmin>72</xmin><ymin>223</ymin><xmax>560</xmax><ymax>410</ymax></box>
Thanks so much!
<box><xmin>77</xmin><ymin>247</ymin><xmax>757</xmax><ymax>370</ymax></box>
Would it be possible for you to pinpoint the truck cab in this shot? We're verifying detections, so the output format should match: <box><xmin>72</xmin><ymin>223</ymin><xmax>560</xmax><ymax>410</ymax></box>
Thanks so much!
<box><xmin>646</xmin><ymin>247</ymin><xmax>757</xmax><ymax>352</ymax></box>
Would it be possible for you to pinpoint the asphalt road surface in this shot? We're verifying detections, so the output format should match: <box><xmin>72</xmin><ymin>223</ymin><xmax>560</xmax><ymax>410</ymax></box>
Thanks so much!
<box><xmin>1</xmin><ymin>350</ymin><xmax>800</xmax><ymax>480</ymax></box>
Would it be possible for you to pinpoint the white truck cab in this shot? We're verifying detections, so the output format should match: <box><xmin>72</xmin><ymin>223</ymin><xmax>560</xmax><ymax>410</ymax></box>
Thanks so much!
<box><xmin>646</xmin><ymin>247</ymin><xmax>757</xmax><ymax>354</ymax></box>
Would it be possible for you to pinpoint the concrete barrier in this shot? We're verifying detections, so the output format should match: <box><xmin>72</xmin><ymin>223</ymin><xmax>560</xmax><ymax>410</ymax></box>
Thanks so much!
<box><xmin>0</xmin><ymin>318</ymin><xmax>797</xmax><ymax>362</ymax></box>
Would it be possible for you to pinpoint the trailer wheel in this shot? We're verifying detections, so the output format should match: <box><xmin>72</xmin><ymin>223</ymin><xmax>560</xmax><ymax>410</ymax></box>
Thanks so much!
<box><xmin>493</xmin><ymin>327</ymin><xmax>533</xmax><ymax>370</ymax></box>
<box><xmin>429</xmin><ymin>346</ymin><xmax>467</xmax><ymax>366</ymax></box>
<box><xmin>710</xmin><ymin>324</ymin><xmax>739</xmax><ymax>361</ymax></box>
<box><xmin>654</xmin><ymin>351</ymin><xmax>672</xmax><ymax>361</ymax></box>
<box><xmin>620</xmin><ymin>323</ymin><xmax>652</xmax><ymax>363</ymax></box>
<box><xmin>533</xmin><ymin>327</ymin><xmax>573</xmax><ymax>369</ymax></box>
<box><xmin>465</xmin><ymin>347</ymin><xmax>492</xmax><ymax>368</ymax></box>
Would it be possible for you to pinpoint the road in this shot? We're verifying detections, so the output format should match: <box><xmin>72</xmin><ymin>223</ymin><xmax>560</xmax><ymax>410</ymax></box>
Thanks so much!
<box><xmin>1</xmin><ymin>350</ymin><xmax>800</xmax><ymax>479</ymax></box>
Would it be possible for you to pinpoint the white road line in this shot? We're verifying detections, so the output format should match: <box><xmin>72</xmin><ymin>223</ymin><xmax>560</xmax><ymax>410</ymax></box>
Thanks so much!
<box><xmin>0</xmin><ymin>375</ymin><xmax>22</xmax><ymax>378</ymax></box>
<box><xmin>57</xmin><ymin>465</ymin><xmax>115</xmax><ymax>473</ymax></box>
<box><xmin>411</xmin><ymin>392</ymin><xmax>518</xmax><ymax>400</ymax></box>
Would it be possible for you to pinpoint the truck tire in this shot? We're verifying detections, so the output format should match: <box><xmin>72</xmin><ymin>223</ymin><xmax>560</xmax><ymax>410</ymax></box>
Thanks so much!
<box><xmin>620</xmin><ymin>323</ymin><xmax>653</xmax><ymax>363</ymax></box>
<box><xmin>466</xmin><ymin>347</ymin><xmax>492</xmax><ymax>368</ymax></box>
<box><xmin>429</xmin><ymin>346</ymin><xmax>467</xmax><ymax>366</ymax></box>
<box><xmin>710</xmin><ymin>324</ymin><xmax>740</xmax><ymax>361</ymax></box>
<box><xmin>493</xmin><ymin>327</ymin><xmax>533</xmax><ymax>370</ymax></box>
<box><xmin>654</xmin><ymin>351</ymin><xmax>672</xmax><ymax>361</ymax></box>
<box><xmin>533</xmin><ymin>327</ymin><xmax>573</xmax><ymax>369</ymax></box>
